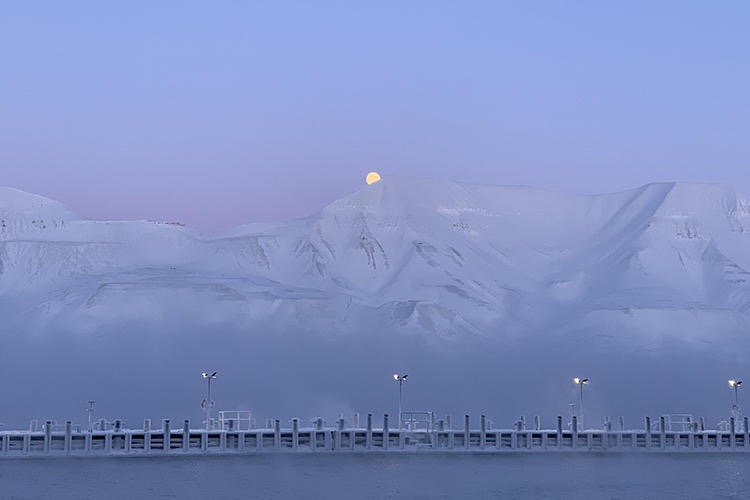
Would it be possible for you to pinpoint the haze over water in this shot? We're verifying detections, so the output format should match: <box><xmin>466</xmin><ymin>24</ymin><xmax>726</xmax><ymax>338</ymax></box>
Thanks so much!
<box><xmin>3</xmin><ymin>453</ymin><xmax>750</xmax><ymax>499</ymax></box>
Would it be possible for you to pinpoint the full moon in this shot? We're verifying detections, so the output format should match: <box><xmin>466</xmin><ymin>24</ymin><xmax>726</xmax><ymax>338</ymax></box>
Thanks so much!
<box><xmin>366</xmin><ymin>172</ymin><xmax>381</xmax><ymax>185</ymax></box>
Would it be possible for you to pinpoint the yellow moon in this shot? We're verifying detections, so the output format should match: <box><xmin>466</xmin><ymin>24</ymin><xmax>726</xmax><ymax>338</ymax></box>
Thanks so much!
<box><xmin>366</xmin><ymin>172</ymin><xmax>381</xmax><ymax>185</ymax></box>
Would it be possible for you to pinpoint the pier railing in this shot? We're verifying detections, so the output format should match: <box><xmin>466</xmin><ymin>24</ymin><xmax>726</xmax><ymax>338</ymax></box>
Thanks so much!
<box><xmin>2</xmin><ymin>414</ymin><xmax>749</xmax><ymax>457</ymax></box>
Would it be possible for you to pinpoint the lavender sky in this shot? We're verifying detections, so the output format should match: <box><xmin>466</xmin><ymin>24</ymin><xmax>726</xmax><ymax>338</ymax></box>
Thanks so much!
<box><xmin>1</xmin><ymin>1</ymin><xmax>748</xmax><ymax>233</ymax></box>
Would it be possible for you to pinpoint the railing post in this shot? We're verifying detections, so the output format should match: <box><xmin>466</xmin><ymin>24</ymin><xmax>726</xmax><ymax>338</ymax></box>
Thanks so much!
<box><xmin>445</xmin><ymin>415</ymin><xmax>455</xmax><ymax>450</ymax></box>
<box><xmin>602</xmin><ymin>418</ymin><xmax>609</xmax><ymax>450</ymax></box>
<box><xmin>645</xmin><ymin>417</ymin><xmax>651</xmax><ymax>449</ymax></box>
<box><xmin>557</xmin><ymin>415</ymin><xmax>563</xmax><ymax>449</ymax></box>
<box><xmin>464</xmin><ymin>415</ymin><xmax>470</xmax><ymax>449</ymax></box>
<box><xmin>144</xmin><ymin>419</ymin><xmax>151</xmax><ymax>452</ymax></box>
<box><xmin>571</xmin><ymin>416</ymin><xmax>578</xmax><ymax>449</ymax></box>
<box><xmin>83</xmin><ymin>422</ymin><xmax>92</xmax><ymax>452</ymax></box>
<box><xmin>336</xmin><ymin>417</ymin><xmax>345</xmax><ymax>450</ymax></box>
<box><xmin>44</xmin><ymin>420</ymin><xmax>52</xmax><ymax>454</ymax></box>
<box><xmin>398</xmin><ymin>418</ymin><xmax>405</xmax><ymax>450</ymax></box>
<box><xmin>183</xmin><ymin>420</ymin><xmax>190</xmax><ymax>452</ymax></box>
<box><xmin>274</xmin><ymin>420</ymin><xmax>281</xmax><ymax>450</ymax></box>
<box><xmin>292</xmin><ymin>419</ymin><xmax>299</xmax><ymax>449</ymax></box>
<box><xmin>366</xmin><ymin>413</ymin><xmax>372</xmax><ymax>450</ymax></box>
<box><xmin>163</xmin><ymin>419</ymin><xmax>170</xmax><ymax>452</ymax></box>
<box><xmin>480</xmin><ymin>415</ymin><xmax>486</xmax><ymax>449</ymax></box>
<box><xmin>688</xmin><ymin>421</ymin><xmax>698</xmax><ymax>450</ymax></box>
<box><xmin>660</xmin><ymin>416</ymin><xmax>666</xmax><ymax>450</ymax></box>
<box><xmin>383</xmin><ymin>414</ymin><xmax>389</xmax><ymax>450</ymax></box>
<box><xmin>64</xmin><ymin>421</ymin><xmax>72</xmax><ymax>455</ymax></box>
<box><xmin>105</xmin><ymin>432</ymin><xmax>112</xmax><ymax>454</ymax></box>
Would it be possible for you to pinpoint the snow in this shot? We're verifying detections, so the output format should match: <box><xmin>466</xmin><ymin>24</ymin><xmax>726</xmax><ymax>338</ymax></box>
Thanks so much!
<box><xmin>1</xmin><ymin>178</ymin><xmax>750</xmax><ymax>430</ymax></box>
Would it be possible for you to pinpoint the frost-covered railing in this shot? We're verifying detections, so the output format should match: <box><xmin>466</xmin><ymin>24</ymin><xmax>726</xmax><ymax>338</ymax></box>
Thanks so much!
<box><xmin>2</xmin><ymin>414</ymin><xmax>750</xmax><ymax>457</ymax></box>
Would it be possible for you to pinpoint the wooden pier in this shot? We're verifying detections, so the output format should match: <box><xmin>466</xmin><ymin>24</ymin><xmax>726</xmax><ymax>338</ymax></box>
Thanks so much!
<box><xmin>2</xmin><ymin>413</ymin><xmax>749</xmax><ymax>458</ymax></box>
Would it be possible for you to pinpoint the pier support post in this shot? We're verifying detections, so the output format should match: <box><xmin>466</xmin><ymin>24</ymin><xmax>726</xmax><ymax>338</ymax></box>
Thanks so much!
<box><xmin>144</xmin><ymin>419</ymin><xmax>151</xmax><ymax>452</ymax></box>
<box><xmin>446</xmin><ymin>415</ymin><xmax>454</xmax><ymax>450</ymax></box>
<box><xmin>660</xmin><ymin>416</ymin><xmax>666</xmax><ymax>450</ymax></box>
<box><xmin>383</xmin><ymin>414</ymin><xmax>389</xmax><ymax>450</ymax></box>
<box><xmin>64</xmin><ymin>421</ymin><xmax>72</xmax><ymax>455</ymax></box>
<box><xmin>366</xmin><ymin>414</ymin><xmax>372</xmax><ymax>450</ymax></box>
<box><xmin>480</xmin><ymin>415</ymin><xmax>486</xmax><ymax>449</ymax></box>
<box><xmin>744</xmin><ymin>417</ymin><xmax>749</xmax><ymax>449</ymax></box>
<box><xmin>292</xmin><ymin>419</ymin><xmax>299</xmax><ymax>449</ymax></box>
<box><xmin>44</xmin><ymin>420</ymin><xmax>52</xmax><ymax>454</ymax></box>
<box><xmin>571</xmin><ymin>416</ymin><xmax>578</xmax><ymax>449</ymax></box>
<box><xmin>731</xmin><ymin>417</ymin><xmax>737</xmax><ymax>450</ymax></box>
<box><xmin>183</xmin><ymin>420</ymin><xmax>190</xmax><ymax>452</ymax></box>
<box><xmin>274</xmin><ymin>420</ymin><xmax>281</xmax><ymax>450</ymax></box>
<box><xmin>557</xmin><ymin>416</ymin><xmax>563</xmax><ymax>449</ymax></box>
<box><xmin>336</xmin><ymin>418</ymin><xmax>345</xmax><ymax>450</ymax></box>
<box><xmin>645</xmin><ymin>417</ymin><xmax>651</xmax><ymax>449</ymax></box>
<box><xmin>464</xmin><ymin>415</ymin><xmax>470</xmax><ymax>449</ymax></box>
<box><xmin>163</xmin><ymin>419</ymin><xmax>170</xmax><ymax>452</ymax></box>
<box><xmin>688</xmin><ymin>418</ymin><xmax>695</xmax><ymax>449</ymax></box>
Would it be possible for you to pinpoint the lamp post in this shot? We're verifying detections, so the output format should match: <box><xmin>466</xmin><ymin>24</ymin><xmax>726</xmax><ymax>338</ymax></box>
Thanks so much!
<box><xmin>573</xmin><ymin>377</ymin><xmax>589</xmax><ymax>429</ymax></box>
<box><xmin>729</xmin><ymin>379</ymin><xmax>742</xmax><ymax>419</ymax></box>
<box><xmin>393</xmin><ymin>373</ymin><xmax>408</xmax><ymax>429</ymax></box>
<box><xmin>201</xmin><ymin>371</ymin><xmax>218</xmax><ymax>430</ymax></box>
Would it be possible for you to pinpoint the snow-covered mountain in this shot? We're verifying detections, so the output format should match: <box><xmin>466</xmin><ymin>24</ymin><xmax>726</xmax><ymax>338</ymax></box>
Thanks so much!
<box><xmin>1</xmin><ymin>179</ymin><xmax>750</xmax><ymax>429</ymax></box>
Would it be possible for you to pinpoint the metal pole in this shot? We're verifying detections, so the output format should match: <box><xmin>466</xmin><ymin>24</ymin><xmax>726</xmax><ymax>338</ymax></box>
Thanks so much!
<box><xmin>206</xmin><ymin>377</ymin><xmax>212</xmax><ymax>430</ymax></box>
<box><xmin>398</xmin><ymin>379</ymin><xmax>402</xmax><ymax>429</ymax></box>
<box><xmin>579</xmin><ymin>383</ymin><xmax>584</xmax><ymax>429</ymax></box>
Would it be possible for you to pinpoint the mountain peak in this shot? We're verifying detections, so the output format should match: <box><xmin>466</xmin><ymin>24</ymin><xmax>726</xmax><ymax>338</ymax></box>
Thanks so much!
<box><xmin>0</xmin><ymin>186</ymin><xmax>77</xmax><ymax>219</ymax></box>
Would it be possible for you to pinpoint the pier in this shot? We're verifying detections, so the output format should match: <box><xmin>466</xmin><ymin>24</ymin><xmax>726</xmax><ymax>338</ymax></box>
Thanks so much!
<box><xmin>2</xmin><ymin>412</ymin><xmax>750</xmax><ymax>457</ymax></box>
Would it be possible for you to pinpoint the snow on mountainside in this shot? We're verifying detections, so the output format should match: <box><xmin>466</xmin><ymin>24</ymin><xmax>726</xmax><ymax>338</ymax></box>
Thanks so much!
<box><xmin>3</xmin><ymin>178</ymin><xmax>750</xmax><ymax>428</ymax></box>
<box><xmin>3</xmin><ymin>178</ymin><xmax>750</xmax><ymax>339</ymax></box>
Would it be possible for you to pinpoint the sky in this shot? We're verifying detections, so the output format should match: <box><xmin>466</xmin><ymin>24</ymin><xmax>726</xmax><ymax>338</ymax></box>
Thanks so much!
<box><xmin>1</xmin><ymin>1</ymin><xmax>749</xmax><ymax>233</ymax></box>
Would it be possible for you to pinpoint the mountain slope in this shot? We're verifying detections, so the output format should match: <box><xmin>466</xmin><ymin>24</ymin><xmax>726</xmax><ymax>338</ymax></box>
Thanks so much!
<box><xmin>2</xmin><ymin>178</ymin><xmax>750</xmax><ymax>428</ymax></box>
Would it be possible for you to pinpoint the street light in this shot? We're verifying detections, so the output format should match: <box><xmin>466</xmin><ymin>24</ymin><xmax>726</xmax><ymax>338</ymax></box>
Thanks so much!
<box><xmin>573</xmin><ymin>377</ymin><xmax>589</xmax><ymax>429</ymax></box>
<box><xmin>201</xmin><ymin>371</ymin><xmax>218</xmax><ymax>430</ymax></box>
<box><xmin>729</xmin><ymin>379</ymin><xmax>743</xmax><ymax>419</ymax></box>
<box><xmin>393</xmin><ymin>373</ymin><xmax>408</xmax><ymax>429</ymax></box>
